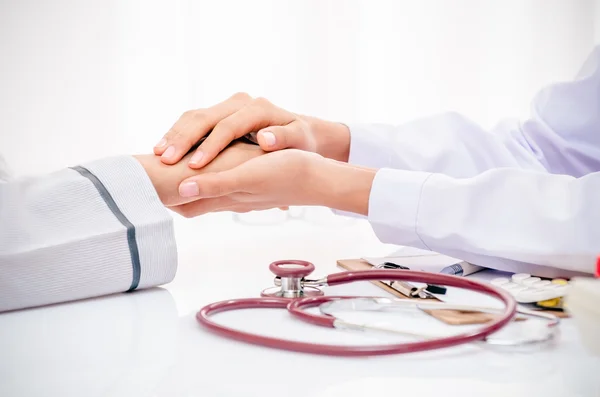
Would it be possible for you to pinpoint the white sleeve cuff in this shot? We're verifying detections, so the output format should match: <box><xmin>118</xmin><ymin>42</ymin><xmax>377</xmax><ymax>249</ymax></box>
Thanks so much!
<box><xmin>81</xmin><ymin>156</ymin><xmax>178</xmax><ymax>289</ymax></box>
<box><xmin>367</xmin><ymin>168</ymin><xmax>433</xmax><ymax>250</ymax></box>
<box><xmin>346</xmin><ymin>123</ymin><xmax>395</xmax><ymax>169</ymax></box>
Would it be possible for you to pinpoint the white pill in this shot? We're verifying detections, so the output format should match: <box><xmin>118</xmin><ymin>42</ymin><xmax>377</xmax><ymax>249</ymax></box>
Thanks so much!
<box><xmin>517</xmin><ymin>287</ymin><xmax>538</xmax><ymax>296</ymax></box>
<box><xmin>554</xmin><ymin>286</ymin><xmax>569</xmax><ymax>296</ymax></box>
<box><xmin>512</xmin><ymin>273</ymin><xmax>531</xmax><ymax>284</ymax></box>
<box><xmin>532</xmin><ymin>280</ymin><xmax>551</xmax><ymax>288</ymax></box>
<box><xmin>511</xmin><ymin>286</ymin><xmax>528</xmax><ymax>293</ymax></box>
<box><xmin>502</xmin><ymin>282</ymin><xmax>520</xmax><ymax>290</ymax></box>
<box><xmin>523</xmin><ymin>277</ymin><xmax>541</xmax><ymax>286</ymax></box>
<box><xmin>491</xmin><ymin>277</ymin><xmax>510</xmax><ymax>286</ymax></box>
<box><xmin>532</xmin><ymin>288</ymin><xmax>550</xmax><ymax>295</ymax></box>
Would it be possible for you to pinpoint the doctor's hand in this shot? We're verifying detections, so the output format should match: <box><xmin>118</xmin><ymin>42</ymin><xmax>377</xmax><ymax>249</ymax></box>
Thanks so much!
<box><xmin>169</xmin><ymin>149</ymin><xmax>376</xmax><ymax>218</ymax></box>
<box><xmin>135</xmin><ymin>142</ymin><xmax>265</xmax><ymax>207</ymax></box>
<box><xmin>153</xmin><ymin>92</ymin><xmax>351</xmax><ymax>168</ymax></box>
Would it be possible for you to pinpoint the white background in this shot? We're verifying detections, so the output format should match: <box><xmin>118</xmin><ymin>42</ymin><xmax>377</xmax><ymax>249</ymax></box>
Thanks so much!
<box><xmin>2</xmin><ymin>5</ymin><xmax>600</xmax><ymax>396</ymax></box>
<box><xmin>0</xmin><ymin>0</ymin><xmax>599</xmax><ymax>224</ymax></box>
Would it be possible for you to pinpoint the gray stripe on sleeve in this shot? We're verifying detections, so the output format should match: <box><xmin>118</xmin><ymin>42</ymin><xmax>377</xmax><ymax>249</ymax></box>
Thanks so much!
<box><xmin>70</xmin><ymin>165</ymin><xmax>141</xmax><ymax>292</ymax></box>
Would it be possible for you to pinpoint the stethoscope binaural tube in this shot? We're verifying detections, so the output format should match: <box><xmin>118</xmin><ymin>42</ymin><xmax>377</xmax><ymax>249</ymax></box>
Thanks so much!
<box><xmin>196</xmin><ymin>269</ymin><xmax>518</xmax><ymax>356</ymax></box>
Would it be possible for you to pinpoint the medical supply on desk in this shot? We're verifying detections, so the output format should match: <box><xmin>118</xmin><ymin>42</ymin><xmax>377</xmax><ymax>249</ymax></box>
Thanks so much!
<box><xmin>341</xmin><ymin>258</ymin><xmax>528</xmax><ymax>323</ymax></box>
<box><xmin>374</xmin><ymin>262</ymin><xmax>447</xmax><ymax>296</ymax></box>
<box><xmin>440</xmin><ymin>262</ymin><xmax>484</xmax><ymax>277</ymax></box>
<box><xmin>362</xmin><ymin>254</ymin><xmax>484</xmax><ymax>277</ymax></box>
<box><xmin>340</xmin><ymin>258</ymin><xmax>572</xmax><ymax>321</ymax></box>
<box><xmin>196</xmin><ymin>260</ymin><xmax>561</xmax><ymax>357</ymax></box>
<box><xmin>341</xmin><ymin>258</ymin><xmax>452</xmax><ymax>300</ymax></box>
<box><xmin>562</xmin><ymin>256</ymin><xmax>600</xmax><ymax>356</ymax></box>
<box><xmin>565</xmin><ymin>278</ymin><xmax>600</xmax><ymax>355</ymax></box>
<box><xmin>338</xmin><ymin>259</ymin><xmax>494</xmax><ymax>325</ymax></box>
<box><xmin>490</xmin><ymin>274</ymin><xmax>570</xmax><ymax>304</ymax></box>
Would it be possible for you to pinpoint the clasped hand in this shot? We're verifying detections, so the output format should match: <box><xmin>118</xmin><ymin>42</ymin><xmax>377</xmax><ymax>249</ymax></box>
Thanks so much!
<box><xmin>143</xmin><ymin>93</ymin><xmax>372</xmax><ymax>218</ymax></box>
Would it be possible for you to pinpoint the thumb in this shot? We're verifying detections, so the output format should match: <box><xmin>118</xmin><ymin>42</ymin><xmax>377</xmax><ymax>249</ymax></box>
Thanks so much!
<box><xmin>255</xmin><ymin>122</ymin><xmax>306</xmax><ymax>152</ymax></box>
<box><xmin>178</xmin><ymin>170</ymin><xmax>243</xmax><ymax>199</ymax></box>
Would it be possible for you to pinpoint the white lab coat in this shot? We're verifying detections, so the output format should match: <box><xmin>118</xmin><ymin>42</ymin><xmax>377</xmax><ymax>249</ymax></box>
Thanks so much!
<box><xmin>1</xmin><ymin>45</ymin><xmax>598</xmax><ymax>312</ymax></box>
<box><xmin>344</xmin><ymin>45</ymin><xmax>600</xmax><ymax>278</ymax></box>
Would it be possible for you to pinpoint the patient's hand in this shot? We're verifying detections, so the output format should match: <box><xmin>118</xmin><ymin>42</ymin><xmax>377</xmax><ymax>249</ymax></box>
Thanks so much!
<box><xmin>135</xmin><ymin>142</ymin><xmax>265</xmax><ymax>207</ymax></box>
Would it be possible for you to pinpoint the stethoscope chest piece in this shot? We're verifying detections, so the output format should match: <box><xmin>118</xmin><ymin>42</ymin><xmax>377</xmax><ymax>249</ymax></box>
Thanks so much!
<box><xmin>260</xmin><ymin>260</ymin><xmax>326</xmax><ymax>299</ymax></box>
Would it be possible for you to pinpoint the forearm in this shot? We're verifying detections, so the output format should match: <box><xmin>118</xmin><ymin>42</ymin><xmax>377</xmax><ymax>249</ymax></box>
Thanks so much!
<box><xmin>310</xmin><ymin>158</ymin><xmax>376</xmax><ymax>216</ymax></box>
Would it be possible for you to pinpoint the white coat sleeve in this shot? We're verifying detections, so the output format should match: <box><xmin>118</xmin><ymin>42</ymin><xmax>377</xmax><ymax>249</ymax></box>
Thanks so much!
<box><xmin>0</xmin><ymin>155</ymin><xmax>178</xmax><ymax>312</ymax></box>
<box><xmin>368</xmin><ymin>168</ymin><xmax>599</xmax><ymax>278</ymax></box>
<box><xmin>346</xmin><ymin>45</ymin><xmax>600</xmax><ymax>179</ymax></box>
<box><xmin>344</xmin><ymin>45</ymin><xmax>600</xmax><ymax>277</ymax></box>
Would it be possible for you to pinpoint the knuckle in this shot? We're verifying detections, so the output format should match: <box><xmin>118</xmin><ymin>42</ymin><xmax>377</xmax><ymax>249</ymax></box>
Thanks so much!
<box><xmin>190</xmin><ymin>110</ymin><xmax>209</xmax><ymax>124</ymax></box>
<box><xmin>231</xmin><ymin>92</ymin><xmax>252</xmax><ymax>102</ymax></box>
<box><xmin>182</xmin><ymin>109</ymin><xmax>197</xmax><ymax>119</ymax></box>
<box><xmin>253</xmin><ymin>96</ymin><xmax>272</xmax><ymax>108</ymax></box>
<box><xmin>247</xmin><ymin>102</ymin><xmax>269</xmax><ymax>121</ymax></box>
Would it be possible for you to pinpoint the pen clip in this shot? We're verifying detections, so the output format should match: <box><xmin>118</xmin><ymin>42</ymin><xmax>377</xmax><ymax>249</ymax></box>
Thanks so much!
<box><xmin>376</xmin><ymin>262</ymin><xmax>446</xmax><ymax>295</ymax></box>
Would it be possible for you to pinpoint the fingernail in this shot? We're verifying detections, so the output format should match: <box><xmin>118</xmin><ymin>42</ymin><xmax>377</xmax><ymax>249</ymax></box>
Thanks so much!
<box><xmin>189</xmin><ymin>151</ymin><xmax>204</xmax><ymax>165</ymax></box>
<box><xmin>161</xmin><ymin>146</ymin><xmax>175</xmax><ymax>160</ymax></box>
<box><xmin>260</xmin><ymin>131</ymin><xmax>276</xmax><ymax>147</ymax></box>
<box><xmin>179</xmin><ymin>182</ymin><xmax>199</xmax><ymax>197</ymax></box>
<box><xmin>155</xmin><ymin>138</ymin><xmax>167</xmax><ymax>148</ymax></box>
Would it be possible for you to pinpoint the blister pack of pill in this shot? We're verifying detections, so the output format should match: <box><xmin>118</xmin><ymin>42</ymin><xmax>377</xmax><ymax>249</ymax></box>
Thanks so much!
<box><xmin>490</xmin><ymin>273</ymin><xmax>570</xmax><ymax>304</ymax></box>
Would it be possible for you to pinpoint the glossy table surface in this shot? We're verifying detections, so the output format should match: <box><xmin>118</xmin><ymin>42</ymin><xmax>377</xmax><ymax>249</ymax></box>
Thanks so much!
<box><xmin>2</xmin><ymin>210</ymin><xmax>600</xmax><ymax>397</ymax></box>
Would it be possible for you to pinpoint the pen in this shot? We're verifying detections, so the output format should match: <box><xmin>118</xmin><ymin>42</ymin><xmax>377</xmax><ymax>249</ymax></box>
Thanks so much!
<box><xmin>439</xmin><ymin>261</ymin><xmax>484</xmax><ymax>277</ymax></box>
<box><xmin>378</xmin><ymin>262</ymin><xmax>446</xmax><ymax>296</ymax></box>
<box><xmin>386</xmin><ymin>280</ymin><xmax>418</xmax><ymax>297</ymax></box>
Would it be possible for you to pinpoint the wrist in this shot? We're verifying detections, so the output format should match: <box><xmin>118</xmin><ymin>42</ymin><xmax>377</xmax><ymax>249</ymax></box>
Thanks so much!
<box><xmin>305</xmin><ymin>116</ymin><xmax>350</xmax><ymax>162</ymax></box>
<box><xmin>133</xmin><ymin>154</ymin><xmax>183</xmax><ymax>206</ymax></box>
<box><xmin>133</xmin><ymin>155</ymin><xmax>165</xmax><ymax>202</ymax></box>
<box><xmin>308</xmin><ymin>158</ymin><xmax>376</xmax><ymax>216</ymax></box>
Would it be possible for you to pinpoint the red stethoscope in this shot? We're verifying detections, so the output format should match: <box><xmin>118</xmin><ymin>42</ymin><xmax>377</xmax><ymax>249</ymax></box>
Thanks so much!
<box><xmin>196</xmin><ymin>260</ymin><xmax>559</xmax><ymax>356</ymax></box>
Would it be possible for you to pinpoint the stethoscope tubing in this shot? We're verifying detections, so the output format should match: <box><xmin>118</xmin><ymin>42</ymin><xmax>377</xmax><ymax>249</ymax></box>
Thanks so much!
<box><xmin>196</xmin><ymin>270</ymin><xmax>518</xmax><ymax>356</ymax></box>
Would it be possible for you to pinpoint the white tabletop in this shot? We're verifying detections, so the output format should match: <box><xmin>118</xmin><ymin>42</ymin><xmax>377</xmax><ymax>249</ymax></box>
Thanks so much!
<box><xmin>2</xmin><ymin>209</ymin><xmax>600</xmax><ymax>397</ymax></box>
